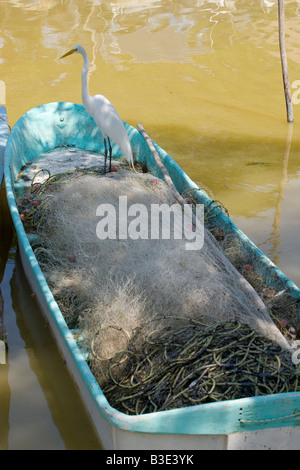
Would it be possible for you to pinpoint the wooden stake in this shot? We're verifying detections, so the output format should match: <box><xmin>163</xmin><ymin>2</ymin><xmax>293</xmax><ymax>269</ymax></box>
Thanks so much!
<box><xmin>0</xmin><ymin>289</ymin><xmax>5</xmax><ymax>337</ymax></box>
<box><xmin>137</xmin><ymin>122</ymin><xmax>202</xmax><ymax>233</ymax></box>
<box><xmin>137</xmin><ymin>123</ymin><xmax>189</xmax><ymax>210</ymax></box>
<box><xmin>0</xmin><ymin>289</ymin><xmax>6</xmax><ymax>364</ymax></box>
<box><xmin>278</xmin><ymin>0</ymin><xmax>293</xmax><ymax>122</ymax></box>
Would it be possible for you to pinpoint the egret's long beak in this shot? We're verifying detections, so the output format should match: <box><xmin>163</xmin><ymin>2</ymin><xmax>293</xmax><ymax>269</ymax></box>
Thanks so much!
<box><xmin>60</xmin><ymin>48</ymin><xmax>77</xmax><ymax>59</ymax></box>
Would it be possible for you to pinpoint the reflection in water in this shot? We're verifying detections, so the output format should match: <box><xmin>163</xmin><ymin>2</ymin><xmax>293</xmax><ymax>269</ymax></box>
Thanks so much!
<box><xmin>0</xmin><ymin>181</ymin><xmax>13</xmax><ymax>282</ymax></box>
<box><xmin>0</xmin><ymin>171</ymin><xmax>13</xmax><ymax>448</ymax></box>
<box><xmin>0</xmin><ymin>0</ymin><xmax>300</xmax><ymax>449</ymax></box>
<box><xmin>8</xmin><ymin>254</ymin><xmax>102</xmax><ymax>450</ymax></box>
<box><xmin>0</xmin><ymin>185</ymin><xmax>12</xmax><ymax>451</ymax></box>
<box><xmin>269</xmin><ymin>122</ymin><xmax>293</xmax><ymax>265</ymax></box>
<box><xmin>0</xmin><ymin>287</ymin><xmax>9</xmax><ymax>451</ymax></box>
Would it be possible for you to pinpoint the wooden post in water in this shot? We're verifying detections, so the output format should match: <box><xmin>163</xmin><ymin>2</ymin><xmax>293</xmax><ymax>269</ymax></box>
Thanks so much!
<box><xmin>0</xmin><ymin>290</ymin><xmax>4</xmax><ymax>339</ymax></box>
<box><xmin>278</xmin><ymin>0</ymin><xmax>293</xmax><ymax>122</ymax></box>
<box><xmin>0</xmin><ymin>289</ymin><xmax>6</xmax><ymax>364</ymax></box>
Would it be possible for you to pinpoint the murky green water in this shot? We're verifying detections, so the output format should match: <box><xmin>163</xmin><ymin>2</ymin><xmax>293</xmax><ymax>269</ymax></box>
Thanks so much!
<box><xmin>0</xmin><ymin>0</ymin><xmax>299</xmax><ymax>449</ymax></box>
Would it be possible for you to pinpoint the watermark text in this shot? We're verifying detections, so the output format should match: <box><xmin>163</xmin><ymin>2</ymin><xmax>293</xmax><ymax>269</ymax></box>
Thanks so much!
<box><xmin>96</xmin><ymin>196</ymin><xmax>204</xmax><ymax>251</ymax></box>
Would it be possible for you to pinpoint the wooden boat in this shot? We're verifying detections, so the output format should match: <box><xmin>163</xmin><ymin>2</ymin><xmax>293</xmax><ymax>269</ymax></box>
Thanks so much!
<box><xmin>4</xmin><ymin>102</ymin><xmax>300</xmax><ymax>450</ymax></box>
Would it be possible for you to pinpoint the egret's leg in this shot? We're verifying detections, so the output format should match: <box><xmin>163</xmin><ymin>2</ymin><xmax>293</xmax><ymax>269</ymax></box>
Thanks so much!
<box><xmin>107</xmin><ymin>137</ymin><xmax>112</xmax><ymax>172</ymax></box>
<box><xmin>104</xmin><ymin>138</ymin><xmax>107</xmax><ymax>175</ymax></box>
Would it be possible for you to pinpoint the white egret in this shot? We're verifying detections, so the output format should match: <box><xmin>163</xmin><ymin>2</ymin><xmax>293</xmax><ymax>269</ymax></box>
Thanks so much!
<box><xmin>60</xmin><ymin>45</ymin><xmax>133</xmax><ymax>173</ymax></box>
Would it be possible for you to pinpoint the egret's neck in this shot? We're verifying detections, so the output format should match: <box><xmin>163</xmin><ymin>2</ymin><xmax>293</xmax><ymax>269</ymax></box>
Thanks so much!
<box><xmin>81</xmin><ymin>50</ymin><xmax>93</xmax><ymax>115</ymax></box>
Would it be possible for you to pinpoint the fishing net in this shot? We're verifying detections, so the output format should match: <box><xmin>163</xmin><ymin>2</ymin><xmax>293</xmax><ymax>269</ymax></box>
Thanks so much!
<box><xmin>101</xmin><ymin>318</ymin><xmax>298</xmax><ymax>415</ymax></box>
<box><xmin>16</xmin><ymin>148</ymin><xmax>299</xmax><ymax>411</ymax></box>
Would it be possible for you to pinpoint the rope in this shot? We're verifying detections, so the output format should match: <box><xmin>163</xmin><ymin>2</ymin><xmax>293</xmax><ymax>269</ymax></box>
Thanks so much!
<box><xmin>181</xmin><ymin>186</ymin><xmax>230</xmax><ymax>225</ymax></box>
<box><xmin>97</xmin><ymin>318</ymin><xmax>299</xmax><ymax>415</ymax></box>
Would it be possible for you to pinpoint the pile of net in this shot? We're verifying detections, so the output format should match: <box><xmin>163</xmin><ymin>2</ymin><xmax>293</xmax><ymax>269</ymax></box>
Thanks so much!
<box><xmin>16</xmin><ymin>149</ymin><xmax>299</xmax><ymax>412</ymax></box>
<box><xmin>100</xmin><ymin>318</ymin><xmax>298</xmax><ymax>415</ymax></box>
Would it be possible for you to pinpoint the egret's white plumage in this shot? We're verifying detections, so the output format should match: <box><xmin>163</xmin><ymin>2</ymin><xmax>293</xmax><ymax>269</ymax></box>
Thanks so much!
<box><xmin>60</xmin><ymin>45</ymin><xmax>133</xmax><ymax>172</ymax></box>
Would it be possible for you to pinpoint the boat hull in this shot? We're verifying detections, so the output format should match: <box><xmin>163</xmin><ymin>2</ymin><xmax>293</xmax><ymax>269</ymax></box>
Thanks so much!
<box><xmin>5</xmin><ymin>102</ymin><xmax>300</xmax><ymax>450</ymax></box>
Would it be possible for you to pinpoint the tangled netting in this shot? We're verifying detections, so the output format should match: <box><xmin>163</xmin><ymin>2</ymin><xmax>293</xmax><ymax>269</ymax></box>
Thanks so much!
<box><xmin>99</xmin><ymin>317</ymin><xmax>299</xmax><ymax>415</ymax></box>
<box><xmin>16</xmin><ymin>148</ymin><xmax>300</xmax><ymax>412</ymax></box>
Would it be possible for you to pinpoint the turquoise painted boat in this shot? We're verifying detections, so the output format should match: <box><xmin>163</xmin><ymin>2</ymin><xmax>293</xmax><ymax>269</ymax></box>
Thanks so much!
<box><xmin>4</xmin><ymin>102</ymin><xmax>300</xmax><ymax>450</ymax></box>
